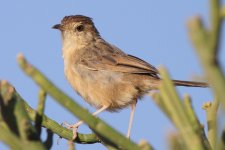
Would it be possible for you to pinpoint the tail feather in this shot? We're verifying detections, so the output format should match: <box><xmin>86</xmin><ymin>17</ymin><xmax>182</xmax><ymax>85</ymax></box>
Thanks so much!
<box><xmin>172</xmin><ymin>80</ymin><xmax>208</xmax><ymax>87</ymax></box>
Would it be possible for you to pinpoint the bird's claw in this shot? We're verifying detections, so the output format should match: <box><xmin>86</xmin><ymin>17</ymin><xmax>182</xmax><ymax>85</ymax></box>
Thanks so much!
<box><xmin>63</xmin><ymin>122</ymin><xmax>79</xmax><ymax>140</ymax></box>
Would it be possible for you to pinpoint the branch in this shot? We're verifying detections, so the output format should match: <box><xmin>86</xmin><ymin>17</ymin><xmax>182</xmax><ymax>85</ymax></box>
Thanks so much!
<box><xmin>167</xmin><ymin>133</ymin><xmax>185</xmax><ymax>150</ymax></box>
<box><xmin>150</xmin><ymin>67</ymin><xmax>211</xmax><ymax>150</ymax></box>
<box><xmin>187</xmin><ymin>16</ymin><xmax>225</xmax><ymax>110</ymax></box>
<box><xmin>139</xmin><ymin>140</ymin><xmax>154</xmax><ymax>150</ymax></box>
<box><xmin>17</xmin><ymin>54</ymin><xmax>147</xmax><ymax>150</ymax></box>
<box><xmin>221</xmin><ymin>6</ymin><xmax>225</xmax><ymax>18</ymax></box>
<box><xmin>0</xmin><ymin>122</ymin><xmax>23</xmax><ymax>150</ymax></box>
<box><xmin>35</xmin><ymin>89</ymin><xmax>47</xmax><ymax>137</ymax></box>
<box><xmin>183</xmin><ymin>95</ymin><xmax>210</xmax><ymax>147</ymax></box>
<box><xmin>0</xmin><ymin>79</ymin><xmax>100</xmax><ymax>144</ymax></box>
<box><xmin>22</xmin><ymin>99</ymin><xmax>100</xmax><ymax>144</ymax></box>
<box><xmin>0</xmin><ymin>80</ymin><xmax>47</xmax><ymax>150</ymax></box>
<box><xmin>210</xmin><ymin>0</ymin><xmax>222</xmax><ymax>55</ymax></box>
<box><xmin>37</xmin><ymin>89</ymin><xmax>47</xmax><ymax>116</ymax></box>
<box><xmin>202</xmin><ymin>98</ymin><xmax>219</xmax><ymax>149</ymax></box>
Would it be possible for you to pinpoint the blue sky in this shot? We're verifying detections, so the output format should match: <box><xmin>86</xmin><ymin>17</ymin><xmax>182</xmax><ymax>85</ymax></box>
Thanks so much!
<box><xmin>0</xmin><ymin>1</ymin><xmax>224</xmax><ymax>150</ymax></box>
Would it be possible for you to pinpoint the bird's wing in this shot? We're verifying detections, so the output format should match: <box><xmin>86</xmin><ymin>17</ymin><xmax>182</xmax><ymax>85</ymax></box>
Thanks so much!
<box><xmin>78</xmin><ymin>41</ymin><xmax>159</xmax><ymax>75</ymax></box>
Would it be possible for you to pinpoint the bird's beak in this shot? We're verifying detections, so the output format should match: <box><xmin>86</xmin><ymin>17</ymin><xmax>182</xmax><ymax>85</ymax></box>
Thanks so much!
<box><xmin>52</xmin><ymin>24</ymin><xmax>62</xmax><ymax>30</ymax></box>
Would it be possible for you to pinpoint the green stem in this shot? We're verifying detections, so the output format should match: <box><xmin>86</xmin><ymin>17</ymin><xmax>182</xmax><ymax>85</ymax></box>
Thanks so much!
<box><xmin>0</xmin><ymin>81</ymin><xmax>39</xmax><ymax>141</ymax></box>
<box><xmin>35</xmin><ymin>89</ymin><xmax>47</xmax><ymax>137</ymax></box>
<box><xmin>139</xmin><ymin>140</ymin><xmax>154</xmax><ymax>150</ymax></box>
<box><xmin>1</xmin><ymin>80</ymin><xmax>100</xmax><ymax>144</ymax></box>
<box><xmin>221</xmin><ymin>6</ymin><xmax>225</xmax><ymax>18</ymax></box>
<box><xmin>149</xmin><ymin>92</ymin><xmax>171</xmax><ymax>119</ymax></box>
<box><xmin>202</xmin><ymin>98</ymin><xmax>219</xmax><ymax>150</ymax></box>
<box><xmin>22</xmin><ymin>98</ymin><xmax>100</xmax><ymax>144</ymax></box>
<box><xmin>37</xmin><ymin>89</ymin><xmax>46</xmax><ymax>115</ymax></box>
<box><xmin>0</xmin><ymin>81</ymin><xmax>46</xmax><ymax>150</ymax></box>
<box><xmin>187</xmin><ymin>17</ymin><xmax>225</xmax><ymax>110</ymax></box>
<box><xmin>0</xmin><ymin>122</ymin><xmax>23</xmax><ymax>150</ymax></box>
<box><xmin>184</xmin><ymin>95</ymin><xmax>211</xmax><ymax>149</ymax></box>
<box><xmin>168</xmin><ymin>133</ymin><xmax>185</xmax><ymax>150</ymax></box>
<box><xmin>155</xmin><ymin>67</ymin><xmax>210</xmax><ymax>150</ymax></box>
<box><xmin>210</xmin><ymin>0</ymin><xmax>221</xmax><ymax>55</ymax></box>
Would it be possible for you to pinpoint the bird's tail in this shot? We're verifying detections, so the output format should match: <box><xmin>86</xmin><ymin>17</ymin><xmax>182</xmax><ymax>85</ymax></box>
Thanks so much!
<box><xmin>172</xmin><ymin>80</ymin><xmax>208</xmax><ymax>87</ymax></box>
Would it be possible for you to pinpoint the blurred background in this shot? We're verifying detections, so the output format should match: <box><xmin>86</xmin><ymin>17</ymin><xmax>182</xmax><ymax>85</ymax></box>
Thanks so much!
<box><xmin>0</xmin><ymin>1</ymin><xmax>224</xmax><ymax>149</ymax></box>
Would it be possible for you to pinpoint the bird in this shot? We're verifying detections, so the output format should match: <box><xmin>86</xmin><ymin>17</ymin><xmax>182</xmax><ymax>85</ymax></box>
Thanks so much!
<box><xmin>52</xmin><ymin>15</ymin><xmax>208</xmax><ymax>139</ymax></box>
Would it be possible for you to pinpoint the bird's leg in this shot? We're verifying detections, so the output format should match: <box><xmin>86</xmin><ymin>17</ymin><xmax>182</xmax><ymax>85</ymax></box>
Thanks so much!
<box><xmin>127</xmin><ymin>101</ymin><xmax>137</xmax><ymax>138</ymax></box>
<box><xmin>64</xmin><ymin>105</ymin><xmax>109</xmax><ymax>139</ymax></box>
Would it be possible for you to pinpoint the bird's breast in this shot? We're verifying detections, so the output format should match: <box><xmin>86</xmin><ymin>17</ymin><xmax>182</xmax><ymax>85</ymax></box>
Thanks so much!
<box><xmin>64</xmin><ymin>64</ymin><xmax>139</xmax><ymax>111</ymax></box>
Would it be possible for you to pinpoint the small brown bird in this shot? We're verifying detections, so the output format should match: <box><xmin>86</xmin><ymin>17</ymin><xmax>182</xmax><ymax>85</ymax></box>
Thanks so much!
<box><xmin>53</xmin><ymin>15</ymin><xmax>208</xmax><ymax>139</ymax></box>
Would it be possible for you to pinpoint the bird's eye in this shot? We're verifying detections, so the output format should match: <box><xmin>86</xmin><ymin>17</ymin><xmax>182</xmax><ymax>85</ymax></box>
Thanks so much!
<box><xmin>76</xmin><ymin>25</ymin><xmax>84</xmax><ymax>32</ymax></box>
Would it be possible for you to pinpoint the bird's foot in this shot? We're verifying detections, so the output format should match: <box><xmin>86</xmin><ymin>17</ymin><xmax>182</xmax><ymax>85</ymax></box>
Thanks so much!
<box><xmin>63</xmin><ymin>122</ymin><xmax>80</xmax><ymax>140</ymax></box>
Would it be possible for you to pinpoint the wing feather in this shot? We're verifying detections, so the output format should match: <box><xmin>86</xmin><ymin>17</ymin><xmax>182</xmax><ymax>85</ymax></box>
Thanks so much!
<box><xmin>78</xmin><ymin>41</ymin><xmax>159</xmax><ymax>76</ymax></box>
